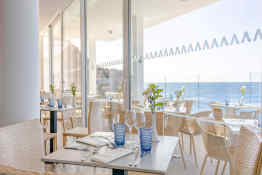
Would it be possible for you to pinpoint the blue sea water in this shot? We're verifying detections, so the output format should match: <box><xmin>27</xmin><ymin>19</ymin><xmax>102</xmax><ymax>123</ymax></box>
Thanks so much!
<box><xmin>148</xmin><ymin>82</ymin><xmax>262</xmax><ymax>112</ymax></box>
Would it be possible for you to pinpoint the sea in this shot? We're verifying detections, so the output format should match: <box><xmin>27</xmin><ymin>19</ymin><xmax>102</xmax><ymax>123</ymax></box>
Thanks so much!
<box><xmin>147</xmin><ymin>82</ymin><xmax>262</xmax><ymax>112</ymax></box>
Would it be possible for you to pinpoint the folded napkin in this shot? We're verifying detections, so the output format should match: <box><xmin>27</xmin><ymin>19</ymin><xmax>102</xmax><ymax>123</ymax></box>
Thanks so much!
<box><xmin>90</xmin><ymin>132</ymin><xmax>114</xmax><ymax>139</ymax></box>
<box><xmin>64</xmin><ymin>142</ymin><xmax>90</xmax><ymax>151</ymax></box>
<box><xmin>77</xmin><ymin>136</ymin><xmax>109</xmax><ymax>147</ymax></box>
<box><xmin>90</xmin><ymin>148</ymin><xmax>133</xmax><ymax>163</ymax></box>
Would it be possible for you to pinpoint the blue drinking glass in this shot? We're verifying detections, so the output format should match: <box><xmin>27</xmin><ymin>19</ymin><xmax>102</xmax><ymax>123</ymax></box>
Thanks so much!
<box><xmin>57</xmin><ymin>99</ymin><xmax>62</xmax><ymax>109</ymax></box>
<box><xmin>40</xmin><ymin>96</ymin><xmax>44</xmax><ymax>103</ymax></box>
<box><xmin>139</xmin><ymin>127</ymin><xmax>152</xmax><ymax>154</ymax></box>
<box><xmin>114</xmin><ymin>123</ymin><xmax>126</xmax><ymax>146</ymax></box>
<box><xmin>48</xmin><ymin>98</ymin><xmax>54</xmax><ymax>107</ymax></box>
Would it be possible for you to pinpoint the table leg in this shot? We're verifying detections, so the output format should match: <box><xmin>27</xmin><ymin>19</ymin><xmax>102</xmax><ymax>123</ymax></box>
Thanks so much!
<box><xmin>50</xmin><ymin>111</ymin><xmax>57</xmax><ymax>153</ymax></box>
<box><xmin>112</xmin><ymin>169</ymin><xmax>128</xmax><ymax>175</ymax></box>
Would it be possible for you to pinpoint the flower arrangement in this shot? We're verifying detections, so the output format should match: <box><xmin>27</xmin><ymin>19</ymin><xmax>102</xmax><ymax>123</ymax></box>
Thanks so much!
<box><xmin>49</xmin><ymin>84</ymin><xmax>55</xmax><ymax>94</ymax></box>
<box><xmin>71</xmin><ymin>83</ymin><xmax>77</xmax><ymax>96</ymax></box>
<box><xmin>175</xmin><ymin>86</ymin><xmax>185</xmax><ymax>100</ymax></box>
<box><xmin>240</xmin><ymin>86</ymin><xmax>246</xmax><ymax>96</ymax></box>
<box><xmin>143</xmin><ymin>84</ymin><xmax>163</xmax><ymax>113</ymax></box>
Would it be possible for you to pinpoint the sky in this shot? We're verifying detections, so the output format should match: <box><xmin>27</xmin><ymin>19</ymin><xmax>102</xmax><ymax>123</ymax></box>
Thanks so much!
<box><xmin>97</xmin><ymin>0</ymin><xmax>262</xmax><ymax>83</ymax></box>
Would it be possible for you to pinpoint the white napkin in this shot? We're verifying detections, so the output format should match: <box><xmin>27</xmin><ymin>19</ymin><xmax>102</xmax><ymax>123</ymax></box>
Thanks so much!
<box><xmin>77</xmin><ymin>136</ymin><xmax>109</xmax><ymax>147</ymax></box>
<box><xmin>64</xmin><ymin>142</ymin><xmax>90</xmax><ymax>151</ymax></box>
<box><xmin>90</xmin><ymin>148</ymin><xmax>133</xmax><ymax>163</ymax></box>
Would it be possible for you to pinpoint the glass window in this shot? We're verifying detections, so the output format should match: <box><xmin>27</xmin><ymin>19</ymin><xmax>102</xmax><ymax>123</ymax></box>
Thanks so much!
<box><xmin>52</xmin><ymin>17</ymin><xmax>62</xmax><ymax>92</ymax></box>
<box><xmin>131</xmin><ymin>0</ymin><xmax>262</xmax><ymax>112</ymax></box>
<box><xmin>86</xmin><ymin>0</ymin><xmax>123</xmax><ymax>100</ymax></box>
<box><xmin>42</xmin><ymin>33</ymin><xmax>50</xmax><ymax>92</ymax></box>
<box><xmin>63</xmin><ymin>0</ymin><xmax>81</xmax><ymax>92</ymax></box>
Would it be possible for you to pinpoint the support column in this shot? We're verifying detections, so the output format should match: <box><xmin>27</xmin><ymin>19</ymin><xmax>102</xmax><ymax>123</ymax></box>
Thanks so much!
<box><xmin>0</xmin><ymin>0</ymin><xmax>40</xmax><ymax>126</ymax></box>
<box><xmin>40</xmin><ymin>35</ymin><xmax>44</xmax><ymax>90</ymax></box>
<box><xmin>88</xmin><ymin>39</ymin><xmax>96</xmax><ymax>95</ymax></box>
<box><xmin>132</xmin><ymin>16</ymin><xmax>144</xmax><ymax>104</ymax></box>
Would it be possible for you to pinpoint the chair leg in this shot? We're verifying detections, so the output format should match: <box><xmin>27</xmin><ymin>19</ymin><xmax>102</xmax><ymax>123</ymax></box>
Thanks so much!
<box><xmin>221</xmin><ymin>161</ymin><xmax>227</xmax><ymax>175</ymax></box>
<box><xmin>215</xmin><ymin>160</ymin><xmax>220</xmax><ymax>175</ymax></box>
<box><xmin>191</xmin><ymin>136</ymin><xmax>198</xmax><ymax>167</ymax></box>
<box><xmin>63</xmin><ymin>134</ymin><xmax>67</xmax><ymax>147</ymax></box>
<box><xmin>189</xmin><ymin>135</ymin><xmax>193</xmax><ymax>155</ymax></box>
<box><xmin>53</xmin><ymin>135</ymin><xmax>57</xmax><ymax>152</ymax></box>
<box><xmin>179</xmin><ymin>139</ymin><xmax>186</xmax><ymax>169</ymax></box>
<box><xmin>180</xmin><ymin>133</ymin><xmax>184</xmax><ymax>152</ymax></box>
<box><xmin>200</xmin><ymin>155</ymin><xmax>208</xmax><ymax>175</ymax></box>
<box><xmin>44</xmin><ymin>140</ymin><xmax>47</xmax><ymax>156</ymax></box>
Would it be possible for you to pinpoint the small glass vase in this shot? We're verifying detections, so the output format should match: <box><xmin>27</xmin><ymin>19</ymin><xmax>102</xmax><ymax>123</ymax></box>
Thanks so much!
<box><xmin>239</xmin><ymin>95</ymin><xmax>244</xmax><ymax>106</ymax></box>
<box><xmin>72</xmin><ymin>96</ymin><xmax>76</xmax><ymax>107</ymax></box>
<box><xmin>48</xmin><ymin>94</ymin><xmax>55</xmax><ymax>107</ymax></box>
<box><xmin>151</xmin><ymin>112</ymin><xmax>160</xmax><ymax>142</ymax></box>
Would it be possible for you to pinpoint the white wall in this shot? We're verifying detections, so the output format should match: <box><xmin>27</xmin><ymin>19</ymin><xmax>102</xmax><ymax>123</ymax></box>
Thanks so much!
<box><xmin>0</xmin><ymin>6</ymin><xmax>4</xmax><ymax>121</ymax></box>
<box><xmin>0</xmin><ymin>0</ymin><xmax>40</xmax><ymax>127</ymax></box>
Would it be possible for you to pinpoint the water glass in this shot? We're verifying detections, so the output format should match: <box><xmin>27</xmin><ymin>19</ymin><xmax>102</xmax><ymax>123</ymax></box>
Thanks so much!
<box><xmin>57</xmin><ymin>99</ymin><xmax>62</xmax><ymax>109</ymax></box>
<box><xmin>139</xmin><ymin>127</ymin><xmax>152</xmax><ymax>154</ymax></box>
<box><xmin>48</xmin><ymin>98</ymin><xmax>54</xmax><ymax>107</ymax></box>
<box><xmin>125</xmin><ymin>111</ymin><xmax>136</xmax><ymax>134</ymax></box>
<box><xmin>40</xmin><ymin>96</ymin><xmax>44</xmax><ymax>103</ymax></box>
<box><xmin>114</xmin><ymin>123</ymin><xmax>126</xmax><ymax>147</ymax></box>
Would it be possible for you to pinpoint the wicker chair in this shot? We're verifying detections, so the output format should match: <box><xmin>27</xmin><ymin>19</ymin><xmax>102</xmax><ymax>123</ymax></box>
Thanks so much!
<box><xmin>41</xmin><ymin>120</ymin><xmax>57</xmax><ymax>155</ymax></box>
<box><xmin>63</xmin><ymin>100</ymin><xmax>114</xmax><ymax>146</ymax></box>
<box><xmin>0</xmin><ymin>165</ymin><xmax>60</xmax><ymax>175</ymax></box>
<box><xmin>199</xmin><ymin>121</ymin><xmax>231</xmax><ymax>175</ymax></box>
<box><xmin>165</xmin><ymin>114</ymin><xmax>187</xmax><ymax>169</ymax></box>
<box><xmin>212</xmin><ymin>106</ymin><xmax>223</xmax><ymax>121</ymax></box>
<box><xmin>179</xmin><ymin>100</ymin><xmax>201</xmax><ymax>167</ymax></box>
<box><xmin>229</xmin><ymin>126</ymin><xmax>262</xmax><ymax>175</ymax></box>
<box><xmin>179</xmin><ymin>111</ymin><xmax>212</xmax><ymax>168</ymax></box>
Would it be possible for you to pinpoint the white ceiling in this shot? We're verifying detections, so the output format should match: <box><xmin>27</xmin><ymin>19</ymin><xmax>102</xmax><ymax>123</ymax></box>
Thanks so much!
<box><xmin>39</xmin><ymin>0</ymin><xmax>73</xmax><ymax>32</ymax></box>
<box><xmin>39</xmin><ymin>0</ymin><xmax>219</xmax><ymax>39</ymax></box>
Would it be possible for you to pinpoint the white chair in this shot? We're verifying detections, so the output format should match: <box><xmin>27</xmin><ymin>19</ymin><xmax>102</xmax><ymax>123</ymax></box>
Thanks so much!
<box><xmin>199</xmin><ymin>121</ymin><xmax>231</xmax><ymax>175</ymax></box>
<box><xmin>165</xmin><ymin>114</ymin><xmax>187</xmax><ymax>169</ymax></box>
<box><xmin>229</xmin><ymin>126</ymin><xmax>262</xmax><ymax>175</ymax></box>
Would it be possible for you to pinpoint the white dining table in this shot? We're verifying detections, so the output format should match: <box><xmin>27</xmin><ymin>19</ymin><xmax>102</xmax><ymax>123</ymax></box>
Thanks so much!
<box><xmin>42</xmin><ymin>135</ymin><xmax>179</xmax><ymax>175</ymax></box>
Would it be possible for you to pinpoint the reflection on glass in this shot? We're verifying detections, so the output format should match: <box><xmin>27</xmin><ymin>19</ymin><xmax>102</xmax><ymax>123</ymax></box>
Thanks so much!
<box><xmin>63</xmin><ymin>0</ymin><xmax>81</xmax><ymax>92</ymax></box>
<box><xmin>86</xmin><ymin>0</ymin><xmax>123</xmax><ymax>100</ymax></box>
<box><xmin>52</xmin><ymin>17</ymin><xmax>62</xmax><ymax>92</ymax></box>
<box><xmin>42</xmin><ymin>34</ymin><xmax>50</xmax><ymax>91</ymax></box>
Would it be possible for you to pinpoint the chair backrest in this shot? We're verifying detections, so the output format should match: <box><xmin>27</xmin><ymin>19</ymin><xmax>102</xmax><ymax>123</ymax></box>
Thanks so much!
<box><xmin>192</xmin><ymin>111</ymin><xmax>212</xmax><ymax>118</ymax></box>
<box><xmin>144</xmin><ymin>111</ymin><xmax>163</xmax><ymax>135</ymax></box>
<box><xmin>184</xmin><ymin>100</ymin><xmax>194</xmax><ymax>114</ymax></box>
<box><xmin>88</xmin><ymin>101</ymin><xmax>113</xmax><ymax>134</ymax></box>
<box><xmin>165</xmin><ymin>114</ymin><xmax>184</xmax><ymax>136</ymax></box>
<box><xmin>230</xmin><ymin>126</ymin><xmax>262</xmax><ymax>175</ymax></box>
<box><xmin>199</xmin><ymin>121</ymin><xmax>230</xmax><ymax>160</ymax></box>
<box><xmin>212</xmin><ymin>107</ymin><xmax>223</xmax><ymax>120</ymax></box>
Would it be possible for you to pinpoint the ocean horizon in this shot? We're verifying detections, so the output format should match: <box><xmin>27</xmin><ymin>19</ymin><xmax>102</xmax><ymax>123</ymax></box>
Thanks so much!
<box><xmin>146</xmin><ymin>82</ymin><xmax>262</xmax><ymax>112</ymax></box>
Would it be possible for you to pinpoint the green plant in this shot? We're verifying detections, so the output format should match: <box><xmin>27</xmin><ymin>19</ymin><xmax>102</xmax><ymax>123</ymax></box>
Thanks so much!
<box><xmin>71</xmin><ymin>84</ymin><xmax>77</xmax><ymax>96</ymax></box>
<box><xmin>240</xmin><ymin>85</ymin><xmax>246</xmax><ymax>96</ymax></box>
<box><xmin>49</xmin><ymin>84</ymin><xmax>55</xmax><ymax>94</ymax></box>
<box><xmin>143</xmin><ymin>84</ymin><xmax>163</xmax><ymax>112</ymax></box>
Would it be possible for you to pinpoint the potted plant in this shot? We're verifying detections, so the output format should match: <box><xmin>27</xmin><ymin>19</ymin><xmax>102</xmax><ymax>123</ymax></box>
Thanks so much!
<box><xmin>71</xmin><ymin>83</ymin><xmax>77</xmax><ymax>107</ymax></box>
<box><xmin>143</xmin><ymin>84</ymin><xmax>163</xmax><ymax>142</ymax></box>
<box><xmin>49</xmin><ymin>84</ymin><xmax>55</xmax><ymax>107</ymax></box>
<box><xmin>174</xmin><ymin>86</ymin><xmax>186</xmax><ymax>111</ymax></box>
<box><xmin>239</xmin><ymin>85</ymin><xmax>246</xmax><ymax>105</ymax></box>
